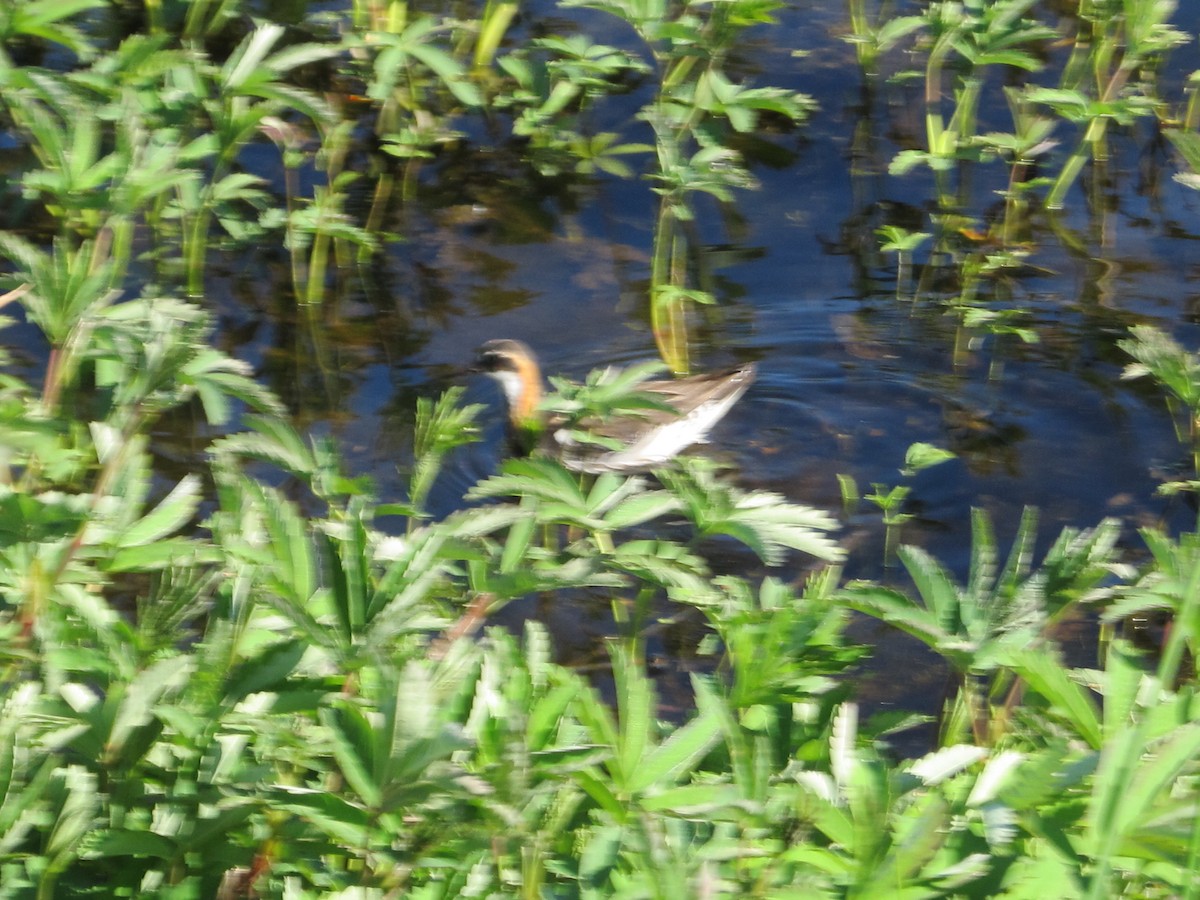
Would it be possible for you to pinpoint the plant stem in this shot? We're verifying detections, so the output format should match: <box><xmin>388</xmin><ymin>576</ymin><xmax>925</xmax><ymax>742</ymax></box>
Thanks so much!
<box><xmin>1047</xmin><ymin>61</ymin><xmax>1134</xmax><ymax>209</ymax></box>
<box><xmin>650</xmin><ymin>200</ymin><xmax>689</xmax><ymax>374</ymax></box>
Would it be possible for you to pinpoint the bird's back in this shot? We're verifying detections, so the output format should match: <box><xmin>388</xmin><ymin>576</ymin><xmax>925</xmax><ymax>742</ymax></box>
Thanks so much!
<box><xmin>554</xmin><ymin>363</ymin><xmax>756</xmax><ymax>473</ymax></box>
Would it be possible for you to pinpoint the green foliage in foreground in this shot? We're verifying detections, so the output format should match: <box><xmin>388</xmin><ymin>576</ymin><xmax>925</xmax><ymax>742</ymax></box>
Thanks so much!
<box><xmin>0</xmin><ymin>278</ymin><xmax>1197</xmax><ymax>897</ymax></box>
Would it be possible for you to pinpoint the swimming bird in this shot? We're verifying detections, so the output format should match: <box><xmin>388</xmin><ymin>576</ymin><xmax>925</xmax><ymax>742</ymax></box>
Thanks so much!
<box><xmin>474</xmin><ymin>338</ymin><xmax>756</xmax><ymax>474</ymax></box>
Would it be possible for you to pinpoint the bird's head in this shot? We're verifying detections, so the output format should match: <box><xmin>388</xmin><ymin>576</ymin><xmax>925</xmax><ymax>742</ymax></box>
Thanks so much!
<box><xmin>474</xmin><ymin>339</ymin><xmax>544</xmax><ymax>431</ymax></box>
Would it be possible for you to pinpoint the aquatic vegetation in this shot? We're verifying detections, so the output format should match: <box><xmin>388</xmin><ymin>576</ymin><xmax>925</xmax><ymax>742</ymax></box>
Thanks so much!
<box><xmin>1121</xmin><ymin>325</ymin><xmax>1200</xmax><ymax>503</ymax></box>
<box><xmin>890</xmin><ymin>0</ymin><xmax>1058</xmax><ymax>203</ymax></box>
<box><xmin>844</xmin><ymin>507</ymin><xmax>1122</xmax><ymax>745</ymax></box>
<box><xmin>840</xmin><ymin>440</ymin><xmax>957</xmax><ymax>563</ymax></box>
<box><xmin>1036</xmin><ymin>0</ymin><xmax>1189</xmax><ymax>209</ymax></box>
<box><xmin>564</xmin><ymin>0</ymin><xmax>815</xmax><ymax>372</ymax></box>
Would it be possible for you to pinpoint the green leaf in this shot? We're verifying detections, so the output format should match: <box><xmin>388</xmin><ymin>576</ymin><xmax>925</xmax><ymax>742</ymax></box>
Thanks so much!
<box><xmin>321</xmin><ymin>702</ymin><xmax>383</xmax><ymax>809</ymax></box>
<box><xmin>86</xmin><ymin>829</ymin><xmax>177</xmax><ymax>859</ymax></box>
<box><xmin>572</xmin><ymin>767</ymin><xmax>625</xmax><ymax>823</ymax></box>
<box><xmin>896</xmin><ymin>547</ymin><xmax>963</xmax><ymax>637</ymax></box>
<box><xmin>223</xmin><ymin>640</ymin><xmax>305</xmax><ymax>703</ymax></box>
<box><xmin>108</xmin><ymin>656</ymin><xmax>193</xmax><ymax>764</ymax></box>
<box><xmin>902</xmin><ymin>442</ymin><xmax>956</xmax><ymax>476</ymax></box>
<box><xmin>907</xmin><ymin>744</ymin><xmax>988</xmax><ymax>785</ymax></box>
<box><xmin>578</xmin><ymin>822</ymin><xmax>623</xmax><ymax>887</ymax></box>
<box><xmin>661</xmin><ymin>458</ymin><xmax>843</xmax><ymax>564</ymax></box>
<box><xmin>274</xmin><ymin>787</ymin><xmax>371</xmax><ymax>845</ymax></box>
<box><xmin>1005</xmin><ymin>649</ymin><xmax>1102</xmax><ymax>749</ymax></box>
<box><xmin>212</xmin><ymin>416</ymin><xmax>316</xmax><ymax>479</ymax></box>
<box><xmin>599</xmin><ymin>489</ymin><xmax>680</xmax><ymax>530</ymax></box>
<box><xmin>612</xmin><ymin>642</ymin><xmax>652</xmax><ymax>787</ymax></box>
<box><xmin>1108</xmin><ymin>723</ymin><xmax>1200</xmax><ymax>840</ymax></box>
<box><xmin>116</xmin><ymin>474</ymin><xmax>201</xmax><ymax>548</ymax></box>
<box><xmin>637</xmin><ymin>781</ymin><xmax>747</xmax><ymax>815</ymax></box>
<box><xmin>0</xmin><ymin>490</ymin><xmax>88</xmax><ymax>546</ymax></box>
<box><xmin>527</xmin><ymin>680</ymin><xmax>580</xmax><ymax>753</ymax></box>
<box><xmin>17</xmin><ymin>0</ymin><xmax>105</xmax><ymax>29</ymax></box>
<box><xmin>107</xmin><ymin>538</ymin><xmax>213</xmax><ymax>572</ymax></box>
<box><xmin>628</xmin><ymin>707</ymin><xmax>721</xmax><ymax>793</ymax></box>
<box><xmin>840</xmin><ymin>582</ymin><xmax>947</xmax><ymax>652</ymax></box>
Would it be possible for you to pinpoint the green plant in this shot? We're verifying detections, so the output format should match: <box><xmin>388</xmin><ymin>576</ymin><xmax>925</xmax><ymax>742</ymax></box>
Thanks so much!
<box><xmin>466</xmin><ymin>452</ymin><xmax>842</xmax><ymax>637</ymax></box>
<box><xmin>360</xmin><ymin>13</ymin><xmax>483</xmax><ymax>212</ymax></box>
<box><xmin>565</xmin><ymin>0</ymin><xmax>814</xmax><ymax>372</ymax></box>
<box><xmin>891</xmin><ymin>0</ymin><xmax>1056</xmax><ymax>207</ymax></box>
<box><xmin>949</xmin><ymin>244</ymin><xmax>1039</xmax><ymax>372</ymax></box>
<box><xmin>0</xmin><ymin>282</ymin><xmax>285</xmax><ymax>894</ymax></box>
<box><xmin>1104</xmin><ymin>527</ymin><xmax>1200</xmax><ymax>685</ymax></box>
<box><xmin>1120</xmin><ymin>324</ymin><xmax>1200</xmax><ymax>502</ymax></box>
<box><xmin>844</xmin><ymin>0</ymin><xmax>924</xmax><ymax>77</ymax></box>
<box><xmin>972</xmin><ymin>86</ymin><xmax>1059</xmax><ymax>244</ymax></box>
<box><xmin>785</xmin><ymin>702</ymin><xmax>999</xmax><ymax>897</ymax></box>
<box><xmin>842</xmin><ymin>507</ymin><xmax>1121</xmax><ymax>746</ymax></box>
<box><xmin>0</xmin><ymin>0</ymin><xmax>103</xmax><ymax>69</ymax></box>
<box><xmin>876</xmin><ymin>224</ymin><xmax>931</xmax><ymax>300</ymax></box>
<box><xmin>4</xmin><ymin>2</ymin><xmax>1200</xmax><ymax>896</ymax></box>
<box><xmin>178</xmin><ymin>24</ymin><xmax>341</xmax><ymax>295</ymax></box>
<box><xmin>840</xmin><ymin>441</ymin><xmax>955</xmax><ymax>562</ymax></box>
<box><xmin>1033</xmin><ymin>0</ymin><xmax>1188</xmax><ymax>210</ymax></box>
<box><xmin>494</xmin><ymin>34</ymin><xmax>651</xmax><ymax>178</ymax></box>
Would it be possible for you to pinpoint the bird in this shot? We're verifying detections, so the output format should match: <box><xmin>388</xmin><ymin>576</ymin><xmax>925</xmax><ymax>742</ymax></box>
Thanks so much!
<box><xmin>474</xmin><ymin>338</ymin><xmax>756</xmax><ymax>474</ymax></box>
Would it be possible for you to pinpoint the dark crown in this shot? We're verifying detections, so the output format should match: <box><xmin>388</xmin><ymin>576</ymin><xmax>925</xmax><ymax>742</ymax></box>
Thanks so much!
<box><xmin>475</xmin><ymin>339</ymin><xmax>534</xmax><ymax>373</ymax></box>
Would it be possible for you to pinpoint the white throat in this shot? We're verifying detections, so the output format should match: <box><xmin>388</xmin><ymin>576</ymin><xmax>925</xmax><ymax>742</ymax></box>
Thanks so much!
<box><xmin>488</xmin><ymin>370</ymin><xmax>526</xmax><ymax>409</ymax></box>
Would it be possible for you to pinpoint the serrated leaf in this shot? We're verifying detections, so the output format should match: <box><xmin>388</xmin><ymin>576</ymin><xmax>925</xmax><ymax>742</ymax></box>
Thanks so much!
<box><xmin>628</xmin><ymin>708</ymin><xmax>721</xmax><ymax>793</ymax></box>
<box><xmin>117</xmin><ymin>474</ymin><xmax>201</xmax><ymax>548</ymax></box>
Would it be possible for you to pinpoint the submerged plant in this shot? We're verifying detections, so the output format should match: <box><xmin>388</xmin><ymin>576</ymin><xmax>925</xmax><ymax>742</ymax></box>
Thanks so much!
<box><xmin>359</xmin><ymin>12</ymin><xmax>483</xmax><ymax>215</ymax></box>
<box><xmin>1034</xmin><ymin>0</ymin><xmax>1188</xmax><ymax>209</ymax></box>
<box><xmin>839</xmin><ymin>441</ymin><xmax>955</xmax><ymax>562</ymax></box>
<box><xmin>564</xmin><ymin>0</ymin><xmax>814</xmax><ymax>372</ymax></box>
<box><xmin>891</xmin><ymin>0</ymin><xmax>1056</xmax><ymax>207</ymax></box>
<box><xmin>876</xmin><ymin>224</ymin><xmax>931</xmax><ymax>300</ymax></box>
<box><xmin>844</xmin><ymin>0</ymin><xmax>924</xmax><ymax>77</ymax></box>
<box><xmin>178</xmin><ymin>24</ymin><xmax>340</xmax><ymax>296</ymax></box>
<box><xmin>494</xmin><ymin>34</ymin><xmax>651</xmax><ymax>178</ymax></box>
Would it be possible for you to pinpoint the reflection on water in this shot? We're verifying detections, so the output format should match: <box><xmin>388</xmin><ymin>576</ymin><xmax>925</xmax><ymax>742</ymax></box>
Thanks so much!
<box><xmin>191</xmin><ymin>3</ymin><xmax>1200</xmax><ymax>722</ymax></box>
